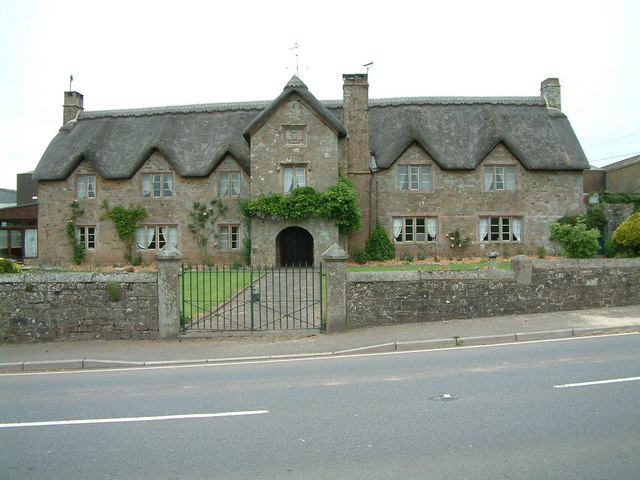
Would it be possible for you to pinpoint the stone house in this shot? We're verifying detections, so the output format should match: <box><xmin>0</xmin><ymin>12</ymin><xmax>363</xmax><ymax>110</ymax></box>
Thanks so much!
<box><xmin>32</xmin><ymin>74</ymin><xmax>588</xmax><ymax>266</ymax></box>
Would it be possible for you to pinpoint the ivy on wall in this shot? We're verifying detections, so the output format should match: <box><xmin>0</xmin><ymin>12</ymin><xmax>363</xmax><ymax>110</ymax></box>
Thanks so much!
<box><xmin>100</xmin><ymin>202</ymin><xmax>147</xmax><ymax>265</ymax></box>
<box><xmin>65</xmin><ymin>201</ymin><xmax>86</xmax><ymax>265</ymax></box>
<box><xmin>242</xmin><ymin>177</ymin><xmax>361</xmax><ymax>233</ymax></box>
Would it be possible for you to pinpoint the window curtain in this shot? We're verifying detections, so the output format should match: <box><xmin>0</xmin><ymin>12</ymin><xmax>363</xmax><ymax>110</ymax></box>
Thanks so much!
<box><xmin>284</xmin><ymin>168</ymin><xmax>294</xmax><ymax>193</ymax></box>
<box><xmin>398</xmin><ymin>166</ymin><xmax>408</xmax><ymax>190</ymax></box>
<box><xmin>231</xmin><ymin>173</ymin><xmax>240</xmax><ymax>195</ymax></box>
<box><xmin>219</xmin><ymin>173</ymin><xmax>228</xmax><ymax>196</ymax></box>
<box><xmin>136</xmin><ymin>228</ymin><xmax>146</xmax><ymax>249</ymax></box>
<box><xmin>163</xmin><ymin>175</ymin><xmax>173</xmax><ymax>197</ymax></box>
<box><xmin>168</xmin><ymin>226</ymin><xmax>178</xmax><ymax>247</ymax></box>
<box><xmin>484</xmin><ymin>168</ymin><xmax>494</xmax><ymax>190</ymax></box>
<box><xmin>147</xmin><ymin>227</ymin><xmax>156</xmax><ymax>249</ymax></box>
<box><xmin>77</xmin><ymin>175</ymin><xmax>86</xmax><ymax>199</ymax></box>
<box><xmin>427</xmin><ymin>218</ymin><xmax>437</xmax><ymax>240</ymax></box>
<box><xmin>158</xmin><ymin>226</ymin><xmax>167</xmax><ymax>248</ymax></box>
<box><xmin>506</xmin><ymin>167</ymin><xmax>516</xmax><ymax>190</ymax></box>
<box><xmin>220</xmin><ymin>226</ymin><xmax>229</xmax><ymax>249</ymax></box>
<box><xmin>512</xmin><ymin>218</ymin><xmax>522</xmax><ymax>241</ymax></box>
<box><xmin>479</xmin><ymin>218</ymin><xmax>489</xmax><ymax>241</ymax></box>
<box><xmin>295</xmin><ymin>168</ymin><xmax>305</xmax><ymax>188</ymax></box>
<box><xmin>142</xmin><ymin>175</ymin><xmax>151</xmax><ymax>197</ymax></box>
<box><xmin>392</xmin><ymin>218</ymin><xmax>403</xmax><ymax>241</ymax></box>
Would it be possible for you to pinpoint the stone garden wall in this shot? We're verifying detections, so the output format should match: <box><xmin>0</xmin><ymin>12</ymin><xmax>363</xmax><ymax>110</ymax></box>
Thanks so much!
<box><xmin>0</xmin><ymin>272</ymin><xmax>159</xmax><ymax>343</ymax></box>
<box><xmin>345</xmin><ymin>257</ymin><xmax>640</xmax><ymax>328</ymax></box>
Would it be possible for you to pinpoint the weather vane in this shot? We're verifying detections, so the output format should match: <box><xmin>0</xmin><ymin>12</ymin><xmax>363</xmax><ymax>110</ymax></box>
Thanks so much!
<box><xmin>363</xmin><ymin>62</ymin><xmax>373</xmax><ymax>74</ymax></box>
<box><xmin>289</xmin><ymin>43</ymin><xmax>300</xmax><ymax>76</ymax></box>
<box><xmin>69</xmin><ymin>75</ymin><xmax>74</xmax><ymax>91</ymax></box>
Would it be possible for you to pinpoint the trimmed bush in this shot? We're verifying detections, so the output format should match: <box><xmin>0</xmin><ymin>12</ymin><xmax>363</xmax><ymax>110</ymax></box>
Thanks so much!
<box><xmin>612</xmin><ymin>212</ymin><xmax>640</xmax><ymax>255</ymax></box>
<box><xmin>364</xmin><ymin>220</ymin><xmax>396</xmax><ymax>261</ymax></box>
<box><xmin>0</xmin><ymin>257</ymin><xmax>21</xmax><ymax>273</ymax></box>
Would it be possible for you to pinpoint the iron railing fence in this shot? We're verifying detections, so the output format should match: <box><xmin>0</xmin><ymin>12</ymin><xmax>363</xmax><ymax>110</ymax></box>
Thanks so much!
<box><xmin>180</xmin><ymin>264</ymin><xmax>323</xmax><ymax>332</ymax></box>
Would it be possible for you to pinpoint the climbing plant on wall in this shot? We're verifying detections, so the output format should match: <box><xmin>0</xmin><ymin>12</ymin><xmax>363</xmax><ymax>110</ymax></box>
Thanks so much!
<box><xmin>101</xmin><ymin>202</ymin><xmax>147</xmax><ymax>265</ymax></box>
<box><xmin>242</xmin><ymin>176</ymin><xmax>361</xmax><ymax>233</ymax></box>
<box><xmin>187</xmin><ymin>199</ymin><xmax>228</xmax><ymax>264</ymax></box>
<box><xmin>65</xmin><ymin>200</ymin><xmax>86</xmax><ymax>265</ymax></box>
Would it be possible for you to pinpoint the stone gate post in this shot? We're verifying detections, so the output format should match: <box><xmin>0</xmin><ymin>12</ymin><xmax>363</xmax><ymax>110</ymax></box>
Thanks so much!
<box><xmin>155</xmin><ymin>245</ymin><xmax>183</xmax><ymax>340</ymax></box>
<box><xmin>322</xmin><ymin>243</ymin><xmax>349</xmax><ymax>333</ymax></box>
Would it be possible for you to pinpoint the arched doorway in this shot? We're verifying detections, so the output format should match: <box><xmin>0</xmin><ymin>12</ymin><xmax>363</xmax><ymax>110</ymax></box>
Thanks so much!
<box><xmin>277</xmin><ymin>227</ymin><xmax>314</xmax><ymax>266</ymax></box>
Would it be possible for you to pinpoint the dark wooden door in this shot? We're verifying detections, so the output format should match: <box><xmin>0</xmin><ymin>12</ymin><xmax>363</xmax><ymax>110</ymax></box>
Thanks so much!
<box><xmin>279</xmin><ymin>227</ymin><xmax>314</xmax><ymax>266</ymax></box>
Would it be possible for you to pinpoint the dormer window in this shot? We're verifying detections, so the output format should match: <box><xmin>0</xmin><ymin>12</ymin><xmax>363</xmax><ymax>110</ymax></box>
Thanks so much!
<box><xmin>76</xmin><ymin>175</ymin><xmax>96</xmax><ymax>199</ymax></box>
<box><xmin>484</xmin><ymin>166</ymin><xmax>516</xmax><ymax>191</ymax></box>
<box><xmin>142</xmin><ymin>173</ymin><xmax>173</xmax><ymax>198</ymax></box>
<box><xmin>398</xmin><ymin>165</ymin><xmax>432</xmax><ymax>191</ymax></box>
<box><xmin>283</xmin><ymin>166</ymin><xmax>306</xmax><ymax>193</ymax></box>
<box><xmin>219</xmin><ymin>172</ymin><xmax>240</xmax><ymax>196</ymax></box>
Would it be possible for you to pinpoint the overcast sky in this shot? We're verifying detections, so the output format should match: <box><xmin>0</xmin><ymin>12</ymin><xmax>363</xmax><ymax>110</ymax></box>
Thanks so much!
<box><xmin>1</xmin><ymin>0</ymin><xmax>638</xmax><ymax>191</ymax></box>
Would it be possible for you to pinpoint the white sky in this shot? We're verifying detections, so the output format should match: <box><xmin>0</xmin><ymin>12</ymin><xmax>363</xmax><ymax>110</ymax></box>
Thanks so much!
<box><xmin>1</xmin><ymin>0</ymin><xmax>639</xmax><ymax>191</ymax></box>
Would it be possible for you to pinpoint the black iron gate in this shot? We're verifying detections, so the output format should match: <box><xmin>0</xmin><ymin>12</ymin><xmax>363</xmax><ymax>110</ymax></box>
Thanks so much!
<box><xmin>180</xmin><ymin>264</ymin><xmax>323</xmax><ymax>332</ymax></box>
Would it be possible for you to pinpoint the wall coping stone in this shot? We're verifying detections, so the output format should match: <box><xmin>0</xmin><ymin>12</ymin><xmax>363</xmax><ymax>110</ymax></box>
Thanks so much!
<box><xmin>347</xmin><ymin>269</ymin><xmax>515</xmax><ymax>282</ymax></box>
<box><xmin>0</xmin><ymin>272</ymin><xmax>158</xmax><ymax>284</ymax></box>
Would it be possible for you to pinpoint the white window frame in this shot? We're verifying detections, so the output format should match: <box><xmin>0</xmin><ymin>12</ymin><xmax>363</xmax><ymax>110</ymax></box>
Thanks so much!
<box><xmin>484</xmin><ymin>166</ymin><xmax>516</xmax><ymax>191</ymax></box>
<box><xmin>77</xmin><ymin>226</ymin><xmax>96</xmax><ymax>249</ymax></box>
<box><xmin>219</xmin><ymin>172</ymin><xmax>240</xmax><ymax>196</ymax></box>
<box><xmin>219</xmin><ymin>224</ymin><xmax>240</xmax><ymax>250</ymax></box>
<box><xmin>480</xmin><ymin>216</ymin><xmax>522</xmax><ymax>242</ymax></box>
<box><xmin>76</xmin><ymin>175</ymin><xmax>96</xmax><ymax>199</ymax></box>
<box><xmin>283</xmin><ymin>166</ymin><xmax>306</xmax><ymax>193</ymax></box>
<box><xmin>398</xmin><ymin>165</ymin><xmax>432</xmax><ymax>191</ymax></box>
<box><xmin>142</xmin><ymin>173</ymin><xmax>173</xmax><ymax>198</ymax></box>
<box><xmin>136</xmin><ymin>225</ymin><xmax>178</xmax><ymax>250</ymax></box>
<box><xmin>392</xmin><ymin>217</ymin><xmax>438</xmax><ymax>243</ymax></box>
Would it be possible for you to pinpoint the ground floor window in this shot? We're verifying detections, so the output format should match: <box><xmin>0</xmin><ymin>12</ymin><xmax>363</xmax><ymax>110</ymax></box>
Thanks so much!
<box><xmin>77</xmin><ymin>226</ymin><xmax>96</xmax><ymax>249</ymax></box>
<box><xmin>219</xmin><ymin>225</ymin><xmax>240</xmax><ymax>249</ymax></box>
<box><xmin>136</xmin><ymin>225</ymin><xmax>177</xmax><ymax>250</ymax></box>
<box><xmin>392</xmin><ymin>217</ymin><xmax>437</xmax><ymax>243</ymax></box>
<box><xmin>480</xmin><ymin>216</ymin><xmax>522</xmax><ymax>242</ymax></box>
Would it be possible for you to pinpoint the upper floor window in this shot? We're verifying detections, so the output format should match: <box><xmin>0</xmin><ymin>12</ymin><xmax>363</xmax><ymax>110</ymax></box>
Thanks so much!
<box><xmin>484</xmin><ymin>166</ymin><xmax>516</xmax><ymax>191</ymax></box>
<box><xmin>77</xmin><ymin>226</ymin><xmax>96</xmax><ymax>249</ymax></box>
<box><xmin>142</xmin><ymin>173</ymin><xmax>173</xmax><ymax>198</ymax></box>
<box><xmin>219</xmin><ymin>224</ymin><xmax>240</xmax><ymax>250</ymax></box>
<box><xmin>480</xmin><ymin>216</ymin><xmax>522</xmax><ymax>242</ymax></box>
<box><xmin>76</xmin><ymin>175</ymin><xmax>96</xmax><ymax>199</ymax></box>
<box><xmin>398</xmin><ymin>165</ymin><xmax>432</xmax><ymax>191</ymax></box>
<box><xmin>219</xmin><ymin>172</ymin><xmax>240</xmax><ymax>196</ymax></box>
<box><xmin>393</xmin><ymin>217</ymin><xmax>438</xmax><ymax>243</ymax></box>
<box><xmin>283</xmin><ymin>166</ymin><xmax>306</xmax><ymax>193</ymax></box>
<box><xmin>136</xmin><ymin>225</ymin><xmax>177</xmax><ymax>250</ymax></box>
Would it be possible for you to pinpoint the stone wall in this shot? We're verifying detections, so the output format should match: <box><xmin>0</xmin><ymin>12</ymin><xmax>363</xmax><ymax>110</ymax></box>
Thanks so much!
<box><xmin>0</xmin><ymin>272</ymin><xmax>159</xmax><ymax>343</ymax></box>
<box><xmin>345</xmin><ymin>257</ymin><xmax>640</xmax><ymax>328</ymax></box>
<box><xmin>373</xmin><ymin>143</ymin><xmax>584</xmax><ymax>258</ymax></box>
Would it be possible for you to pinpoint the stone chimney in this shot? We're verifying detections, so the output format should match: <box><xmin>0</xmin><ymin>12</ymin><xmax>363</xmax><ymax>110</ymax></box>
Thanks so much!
<box><xmin>541</xmin><ymin>78</ymin><xmax>561</xmax><ymax>110</ymax></box>
<box><xmin>63</xmin><ymin>91</ymin><xmax>84</xmax><ymax>125</ymax></box>
<box><xmin>342</xmin><ymin>74</ymin><xmax>370</xmax><ymax>173</ymax></box>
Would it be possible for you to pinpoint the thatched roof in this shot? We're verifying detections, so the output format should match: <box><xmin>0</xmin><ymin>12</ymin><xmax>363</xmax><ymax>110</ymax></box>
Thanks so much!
<box><xmin>33</xmin><ymin>79</ymin><xmax>588</xmax><ymax>181</ymax></box>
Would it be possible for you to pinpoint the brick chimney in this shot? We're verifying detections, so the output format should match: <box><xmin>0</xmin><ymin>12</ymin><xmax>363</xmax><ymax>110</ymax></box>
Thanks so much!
<box><xmin>541</xmin><ymin>78</ymin><xmax>561</xmax><ymax>110</ymax></box>
<box><xmin>342</xmin><ymin>74</ymin><xmax>370</xmax><ymax>173</ymax></box>
<box><xmin>63</xmin><ymin>91</ymin><xmax>84</xmax><ymax>125</ymax></box>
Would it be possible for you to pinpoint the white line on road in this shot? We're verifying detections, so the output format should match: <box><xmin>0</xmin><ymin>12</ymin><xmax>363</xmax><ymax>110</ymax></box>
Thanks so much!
<box><xmin>0</xmin><ymin>410</ymin><xmax>269</xmax><ymax>429</ymax></box>
<box><xmin>554</xmin><ymin>376</ymin><xmax>640</xmax><ymax>389</ymax></box>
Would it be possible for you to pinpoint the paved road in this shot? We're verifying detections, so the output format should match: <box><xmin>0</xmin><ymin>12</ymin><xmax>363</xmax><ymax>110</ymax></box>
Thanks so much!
<box><xmin>1</xmin><ymin>334</ymin><xmax>639</xmax><ymax>479</ymax></box>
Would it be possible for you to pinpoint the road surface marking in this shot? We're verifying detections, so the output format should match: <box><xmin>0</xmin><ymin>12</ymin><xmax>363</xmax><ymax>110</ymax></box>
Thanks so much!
<box><xmin>554</xmin><ymin>376</ymin><xmax>640</xmax><ymax>389</ymax></box>
<box><xmin>0</xmin><ymin>410</ymin><xmax>269</xmax><ymax>429</ymax></box>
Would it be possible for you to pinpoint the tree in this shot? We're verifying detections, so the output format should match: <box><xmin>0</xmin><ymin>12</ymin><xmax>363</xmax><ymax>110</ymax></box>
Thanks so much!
<box><xmin>187</xmin><ymin>200</ymin><xmax>228</xmax><ymax>264</ymax></box>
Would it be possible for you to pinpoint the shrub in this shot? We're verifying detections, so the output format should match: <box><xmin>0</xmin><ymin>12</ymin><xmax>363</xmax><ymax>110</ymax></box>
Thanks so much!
<box><xmin>399</xmin><ymin>252</ymin><xmax>413</xmax><ymax>263</ymax></box>
<box><xmin>612</xmin><ymin>212</ymin><xmax>640</xmax><ymax>255</ymax></box>
<box><xmin>105</xmin><ymin>281</ymin><xmax>121</xmax><ymax>302</ymax></box>
<box><xmin>0</xmin><ymin>257</ymin><xmax>21</xmax><ymax>273</ymax></box>
<box><xmin>352</xmin><ymin>246</ymin><xmax>367</xmax><ymax>265</ymax></box>
<box><xmin>550</xmin><ymin>219</ymin><xmax>600</xmax><ymax>258</ymax></box>
<box><xmin>604</xmin><ymin>240</ymin><xmax>626</xmax><ymax>258</ymax></box>
<box><xmin>537</xmin><ymin>246</ymin><xmax>546</xmax><ymax>259</ymax></box>
<box><xmin>364</xmin><ymin>220</ymin><xmax>396</xmax><ymax>261</ymax></box>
